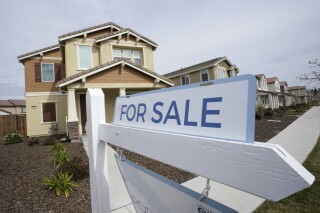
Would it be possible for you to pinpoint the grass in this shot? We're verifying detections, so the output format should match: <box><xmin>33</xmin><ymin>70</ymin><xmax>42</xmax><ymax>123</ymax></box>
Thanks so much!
<box><xmin>254</xmin><ymin>136</ymin><xmax>320</xmax><ymax>213</ymax></box>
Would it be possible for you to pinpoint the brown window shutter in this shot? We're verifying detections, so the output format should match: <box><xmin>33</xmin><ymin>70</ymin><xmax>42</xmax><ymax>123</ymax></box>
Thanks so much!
<box><xmin>54</xmin><ymin>63</ymin><xmax>61</xmax><ymax>81</ymax></box>
<box><xmin>35</xmin><ymin>63</ymin><xmax>41</xmax><ymax>82</ymax></box>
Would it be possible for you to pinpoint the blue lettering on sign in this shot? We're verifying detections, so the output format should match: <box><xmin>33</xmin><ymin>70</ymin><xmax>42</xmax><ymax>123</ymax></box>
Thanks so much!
<box><xmin>151</xmin><ymin>102</ymin><xmax>163</xmax><ymax>123</ymax></box>
<box><xmin>163</xmin><ymin>101</ymin><xmax>181</xmax><ymax>125</ymax></box>
<box><xmin>119</xmin><ymin>97</ymin><xmax>222</xmax><ymax>128</ymax></box>
<box><xmin>201</xmin><ymin>97</ymin><xmax>222</xmax><ymax>128</ymax></box>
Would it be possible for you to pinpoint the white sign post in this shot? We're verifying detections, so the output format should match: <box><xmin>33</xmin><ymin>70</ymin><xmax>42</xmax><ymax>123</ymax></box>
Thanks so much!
<box><xmin>86</xmin><ymin>75</ymin><xmax>315</xmax><ymax>213</ymax></box>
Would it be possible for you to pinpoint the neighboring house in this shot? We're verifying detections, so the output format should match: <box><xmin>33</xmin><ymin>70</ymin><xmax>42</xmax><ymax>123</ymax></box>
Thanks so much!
<box><xmin>0</xmin><ymin>99</ymin><xmax>26</xmax><ymax>115</ymax></box>
<box><xmin>279</xmin><ymin>81</ymin><xmax>293</xmax><ymax>107</ymax></box>
<box><xmin>266</xmin><ymin>77</ymin><xmax>280</xmax><ymax>109</ymax></box>
<box><xmin>255</xmin><ymin>74</ymin><xmax>270</xmax><ymax>108</ymax></box>
<box><xmin>288</xmin><ymin>86</ymin><xmax>308</xmax><ymax>105</ymax></box>
<box><xmin>163</xmin><ymin>57</ymin><xmax>239</xmax><ymax>86</ymax></box>
<box><xmin>18</xmin><ymin>22</ymin><xmax>173</xmax><ymax>139</ymax></box>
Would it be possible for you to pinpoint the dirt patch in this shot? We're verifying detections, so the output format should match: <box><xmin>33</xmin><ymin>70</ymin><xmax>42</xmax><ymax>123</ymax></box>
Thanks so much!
<box><xmin>0</xmin><ymin>114</ymin><xmax>298</xmax><ymax>212</ymax></box>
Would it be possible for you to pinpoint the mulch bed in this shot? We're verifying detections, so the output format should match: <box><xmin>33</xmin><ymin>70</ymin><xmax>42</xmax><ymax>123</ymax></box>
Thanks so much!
<box><xmin>0</xmin><ymin>115</ymin><xmax>298</xmax><ymax>212</ymax></box>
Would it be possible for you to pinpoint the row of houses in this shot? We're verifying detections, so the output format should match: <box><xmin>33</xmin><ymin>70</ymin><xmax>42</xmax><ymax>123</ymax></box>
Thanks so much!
<box><xmin>17</xmin><ymin>22</ymin><xmax>307</xmax><ymax>139</ymax></box>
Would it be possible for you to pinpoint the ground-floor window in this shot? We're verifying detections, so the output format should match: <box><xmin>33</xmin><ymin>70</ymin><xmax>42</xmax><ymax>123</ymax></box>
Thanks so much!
<box><xmin>42</xmin><ymin>102</ymin><xmax>57</xmax><ymax>123</ymax></box>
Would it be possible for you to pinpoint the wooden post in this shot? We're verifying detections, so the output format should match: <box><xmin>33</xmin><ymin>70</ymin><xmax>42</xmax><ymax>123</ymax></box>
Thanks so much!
<box><xmin>86</xmin><ymin>89</ymin><xmax>110</xmax><ymax>213</ymax></box>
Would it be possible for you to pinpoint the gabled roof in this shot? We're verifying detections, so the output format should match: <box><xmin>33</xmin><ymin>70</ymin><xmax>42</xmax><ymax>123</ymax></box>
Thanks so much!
<box><xmin>163</xmin><ymin>56</ymin><xmax>237</xmax><ymax>78</ymax></box>
<box><xmin>288</xmin><ymin>86</ymin><xmax>306</xmax><ymax>91</ymax></box>
<box><xmin>280</xmin><ymin>81</ymin><xmax>288</xmax><ymax>87</ymax></box>
<box><xmin>58</xmin><ymin>22</ymin><xmax>123</xmax><ymax>42</ymax></box>
<box><xmin>266</xmin><ymin>77</ymin><xmax>279</xmax><ymax>83</ymax></box>
<box><xmin>17</xmin><ymin>44</ymin><xmax>60</xmax><ymax>62</ymax></box>
<box><xmin>0</xmin><ymin>99</ymin><xmax>25</xmax><ymax>107</ymax></box>
<box><xmin>57</xmin><ymin>59</ymin><xmax>174</xmax><ymax>87</ymax></box>
<box><xmin>255</xmin><ymin>74</ymin><xmax>266</xmax><ymax>79</ymax></box>
<box><xmin>95</xmin><ymin>28</ymin><xmax>158</xmax><ymax>49</ymax></box>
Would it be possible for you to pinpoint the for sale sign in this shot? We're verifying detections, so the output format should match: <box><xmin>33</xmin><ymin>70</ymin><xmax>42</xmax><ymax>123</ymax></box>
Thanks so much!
<box><xmin>113</xmin><ymin>75</ymin><xmax>256</xmax><ymax>143</ymax></box>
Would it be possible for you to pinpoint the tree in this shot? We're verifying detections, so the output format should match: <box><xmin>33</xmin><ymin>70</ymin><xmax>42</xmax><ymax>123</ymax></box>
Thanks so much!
<box><xmin>297</xmin><ymin>59</ymin><xmax>320</xmax><ymax>85</ymax></box>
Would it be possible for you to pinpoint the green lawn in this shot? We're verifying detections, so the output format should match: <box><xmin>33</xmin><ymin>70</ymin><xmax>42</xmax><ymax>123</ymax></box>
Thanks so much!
<box><xmin>254</xmin><ymin>136</ymin><xmax>320</xmax><ymax>213</ymax></box>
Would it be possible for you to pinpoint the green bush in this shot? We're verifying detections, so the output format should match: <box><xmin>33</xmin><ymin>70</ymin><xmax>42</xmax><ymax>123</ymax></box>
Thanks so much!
<box><xmin>52</xmin><ymin>145</ymin><xmax>68</xmax><ymax>169</ymax></box>
<box><xmin>41</xmin><ymin>137</ymin><xmax>57</xmax><ymax>146</ymax></box>
<box><xmin>42</xmin><ymin>171</ymin><xmax>78</xmax><ymax>198</ymax></box>
<box><xmin>59</xmin><ymin>156</ymin><xmax>89</xmax><ymax>181</ymax></box>
<box><xmin>26</xmin><ymin>137</ymin><xmax>39</xmax><ymax>146</ymax></box>
<box><xmin>3</xmin><ymin>131</ymin><xmax>23</xmax><ymax>145</ymax></box>
<box><xmin>264</xmin><ymin>109</ymin><xmax>274</xmax><ymax>117</ymax></box>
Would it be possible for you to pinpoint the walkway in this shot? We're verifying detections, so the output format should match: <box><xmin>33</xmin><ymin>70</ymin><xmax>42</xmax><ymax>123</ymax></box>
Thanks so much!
<box><xmin>81</xmin><ymin>106</ymin><xmax>320</xmax><ymax>213</ymax></box>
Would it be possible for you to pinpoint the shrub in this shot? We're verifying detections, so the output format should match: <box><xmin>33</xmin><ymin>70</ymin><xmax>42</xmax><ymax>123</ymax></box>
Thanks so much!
<box><xmin>53</xmin><ymin>146</ymin><xmax>68</xmax><ymax>169</ymax></box>
<box><xmin>3</xmin><ymin>131</ymin><xmax>23</xmax><ymax>145</ymax></box>
<box><xmin>51</xmin><ymin>143</ymin><xmax>65</xmax><ymax>153</ymax></box>
<box><xmin>26</xmin><ymin>137</ymin><xmax>39</xmax><ymax>146</ymax></box>
<box><xmin>42</xmin><ymin>171</ymin><xmax>78</xmax><ymax>198</ymax></box>
<box><xmin>264</xmin><ymin>109</ymin><xmax>274</xmax><ymax>117</ymax></box>
<box><xmin>41</xmin><ymin>137</ymin><xmax>57</xmax><ymax>146</ymax></box>
<box><xmin>59</xmin><ymin>156</ymin><xmax>89</xmax><ymax>181</ymax></box>
<box><xmin>255</xmin><ymin>113</ymin><xmax>262</xmax><ymax>120</ymax></box>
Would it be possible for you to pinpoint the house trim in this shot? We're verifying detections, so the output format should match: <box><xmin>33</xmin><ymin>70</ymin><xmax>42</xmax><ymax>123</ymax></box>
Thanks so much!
<box><xmin>26</xmin><ymin>92</ymin><xmax>66</xmax><ymax>97</ymax></box>
<box><xmin>18</xmin><ymin>45</ymin><xmax>60</xmax><ymax>61</ymax></box>
<box><xmin>57</xmin><ymin>60</ymin><xmax>174</xmax><ymax>87</ymax></box>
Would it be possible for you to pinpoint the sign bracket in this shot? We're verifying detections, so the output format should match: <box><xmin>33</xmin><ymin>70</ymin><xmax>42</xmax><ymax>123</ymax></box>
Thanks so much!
<box><xmin>199</xmin><ymin>178</ymin><xmax>211</xmax><ymax>202</ymax></box>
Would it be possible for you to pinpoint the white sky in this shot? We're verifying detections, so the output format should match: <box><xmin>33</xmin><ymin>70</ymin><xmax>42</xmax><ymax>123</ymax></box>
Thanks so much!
<box><xmin>0</xmin><ymin>0</ymin><xmax>319</xmax><ymax>99</ymax></box>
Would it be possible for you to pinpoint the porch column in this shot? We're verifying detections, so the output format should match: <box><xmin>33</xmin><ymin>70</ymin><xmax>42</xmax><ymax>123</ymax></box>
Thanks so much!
<box><xmin>268</xmin><ymin>94</ymin><xmax>273</xmax><ymax>109</ymax></box>
<box><xmin>67</xmin><ymin>89</ymin><xmax>79</xmax><ymax>140</ymax></box>
<box><xmin>119</xmin><ymin>88</ymin><xmax>126</xmax><ymax>97</ymax></box>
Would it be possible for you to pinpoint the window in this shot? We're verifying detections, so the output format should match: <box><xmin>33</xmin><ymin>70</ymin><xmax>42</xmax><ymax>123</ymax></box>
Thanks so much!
<box><xmin>78</xmin><ymin>45</ymin><xmax>91</xmax><ymax>69</ymax></box>
<box><xmin>21</xmin><ymin>107</ymin><xmax>26</xmax><ymax>113</ymax></box>
<box><xmin>216</xmin><ymin>68</ymin><xmax>227</xmax><ymax>79</ymax></box>
<box><xmin>200</xmin><ymin>69</ymin><xmax>209</xmax><ymax>82</ymax></box>
<box><xmin>41</xmin><ymin>63</ymin><xmax>54</xmax><ymax>82</ymax></box>
<box><xmin>112</xmin><ymin>47</ymin><xmax>143</xmax><ymax>66</ymax></box>
<box><xmin>181</xmin><ymin>75</ymin><xmax>190</xmax><ymax>85</ymax></box>
<box><xmin>42</xmin><ymin>102</ymin><xmax>57</xmax><ymax>123</ymax></box>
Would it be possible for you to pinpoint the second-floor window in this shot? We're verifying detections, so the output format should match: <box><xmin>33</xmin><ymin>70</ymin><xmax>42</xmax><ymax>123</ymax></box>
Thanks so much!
<box><xmin>78</xmin><ymin>45</ymin><xmax>91</xmax><ymax>69</ymax></box>
<box><xmin>42</xmin><ymin>63</ymin><xmax>55</xmax><ymax>82</ymax></box>
<box><xmin>112</xmin><ymin>48</ymin><xmax>142</xmax><ymax>66</ymax></box>
<box><xmin>200</xmin><ymin>69</ymin><xmax>209</xmax><ymax>82</ymax></box>
<box><xmin>181</xmin><ymin>74</ymin><xmax>190</xmax><ymax>85</ymax></box>
<box><xmin>216</xmin><ymin>68</ymin><xmax>227</xmax><ymax>79</ymax></box>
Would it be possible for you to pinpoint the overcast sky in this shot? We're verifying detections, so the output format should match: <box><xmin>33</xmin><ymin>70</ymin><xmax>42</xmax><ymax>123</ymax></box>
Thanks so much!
<box><xmin>1</xmin><ymin>0</ymin><xmax>319</xmax><ymax>99</ymax></box>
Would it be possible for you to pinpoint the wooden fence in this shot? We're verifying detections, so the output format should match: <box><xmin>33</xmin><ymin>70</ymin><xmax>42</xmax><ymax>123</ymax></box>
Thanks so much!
<box><xmin>0</xmin><ymin>114</ymin><xmax>27</xmax><ymax>139</ymax></box>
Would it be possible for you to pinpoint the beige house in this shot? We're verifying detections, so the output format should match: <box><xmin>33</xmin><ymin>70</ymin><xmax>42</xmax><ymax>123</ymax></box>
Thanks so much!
<box><xmin>163</xmin><ymin>57</ymin><xmax>239</xmax><ymax>86</ymax></box>
<box><xmin>0</xmin><ymin>100</ymin><xmax>26</xmax><ymax>115</ymax></box>
<box><xmin>279</xmin><ymin>81</ymin><xmax>293</xmax><ymax>107</ymax></box>
<box><xmin>288</xmin><ymin>86</ymin><xmax>308</xmax><ymax>105</ymax></box>
<box><xmin>18</xmin><ymin>22</ymin><xmax>173</xmax><ymax>139</ymax></box>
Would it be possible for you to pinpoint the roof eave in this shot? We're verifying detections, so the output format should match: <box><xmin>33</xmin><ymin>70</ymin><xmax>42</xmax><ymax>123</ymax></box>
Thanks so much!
<box><xmin>17</xmin><ymin>45</ymin><xmax>60</xmax><ymax>62</ymax></box>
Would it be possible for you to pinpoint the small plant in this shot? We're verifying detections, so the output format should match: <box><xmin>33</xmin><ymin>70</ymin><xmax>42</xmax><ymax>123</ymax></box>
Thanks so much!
<box><xmin>59</xmin><ymin>156</ymin><xmax>89</xmax><ymax>181</ymax></box>
<box><xmin>3</xmin><ymin>131</ymin><xmax>23</xmax><ymax>145</ymax></box>
<box><xmin>26</xmin><ymin>137</ymin><xmax>39</xmax><ymax>146</ymax></box>
<box><xmin>264</xmin><ymin>109</ymin><xmax>274</xmax><ymax>117</ymax></box>
<box><xmin>53</xmin><ymin>149</ymin><xmax>68</xmax><ymax>169</ymax></box>
<box><xmin>255</xmin><ymin>104</ymin><xmax>265</xmax><ymax>120</ymax></box>
<box><xmin>41</xmin><ymin>137</ymin><xmax>57</xmax><ymax>146</ymax></box>
<box><xmin>51</xmin><ymin>143</ymin><xmax>65</xmax><ymax>153</ymax></box>
<box><xmin>42</xmin><ymin>171</ymin><xmax>78</xmax><ymax>198</ymax></box>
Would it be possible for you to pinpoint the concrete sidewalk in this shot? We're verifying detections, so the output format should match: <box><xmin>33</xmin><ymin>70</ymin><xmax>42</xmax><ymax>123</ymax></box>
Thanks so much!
<box><xmin>81</xmin><ymin>106</ymin><xmax>320</xmax><ymax>213</ymax></box>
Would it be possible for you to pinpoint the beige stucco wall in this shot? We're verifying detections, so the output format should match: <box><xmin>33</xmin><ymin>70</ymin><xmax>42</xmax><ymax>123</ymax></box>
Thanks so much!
<box><xmin>26</xmin><ymin>94</ymin><xmax>67</xmax><ymax>136</ymax></box>
<box><xmin>100</xmin><ymin>39</ymin><xmax>155</xmax><ymax>71</ymax></box>
<box><xmin>65</xmin><ymin>38</ymin><xmax>99</xmax><ymax>78</ymax></box>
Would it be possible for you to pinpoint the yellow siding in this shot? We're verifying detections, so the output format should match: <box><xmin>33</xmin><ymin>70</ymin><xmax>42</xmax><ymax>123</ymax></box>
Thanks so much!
<box><xmin>26</xmin><ymin>95</ymin><xmax>67</xmax><ymax>136</ymax></box>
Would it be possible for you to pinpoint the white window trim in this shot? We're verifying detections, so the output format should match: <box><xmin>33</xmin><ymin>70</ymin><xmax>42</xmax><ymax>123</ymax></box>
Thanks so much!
<box><xmin>200</xmin><ymin>69</ymin><xmax>209</xmax><ymax>82</ymax></box>
<box><xmin>111</xmin><ymin>46</ymin><xmax>143</xmax><ymax>66</ymax></box>
<box><xmin>40</xmin><ymin>101</ymin><xmax>58</xmax><ymax>124</ymax></box>
<box><xmin>41</xmin><ymin>63</ymin><xmax>55</xmax><ymax>82</ymax></box>
<box><xmin>181</xmin><ymin>74</ymin><xmax>190</xmax><ymax>85</ymax></box>
<box><xmin>215</xmin><ymin>66</ymin><xmax>227</xmax><ymax>79</ymax></box>
<box><xmin>77</xmin><ymin>44</ymin><xmax>93</xmax><ymax>70</ymax></box>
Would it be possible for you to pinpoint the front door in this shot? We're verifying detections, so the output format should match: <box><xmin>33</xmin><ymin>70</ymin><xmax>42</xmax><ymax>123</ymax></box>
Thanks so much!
<box><xmin>80</xmin><ymin>94</ymin><xmax>87</xmax><ymax>133</ymax></box>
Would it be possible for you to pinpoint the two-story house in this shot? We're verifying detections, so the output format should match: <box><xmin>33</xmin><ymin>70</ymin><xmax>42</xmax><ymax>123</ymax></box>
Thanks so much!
<box><xmin>0</xmin><ymin>99</ymin><xmax>26</xmax><ymax>115</ymax></box>
<box><xmin>163</xmin><ymin>57</ymin><xmax>239</xmax><ymax>86</ymax></box>
<box><xmin>288</xmin><ymin>86</ymin><xmax>308</xmax><ymax>105</ymax></box>
<box><xmin>18</xmin><ymin>22</ymin><xmax>173</xmax><ymax>139</ymax></box>
<box><xmin>255</xmin><ymin>74</ymin><xmax>270</xmax><ymax>108</ymax></box>
<box><xmin>279</xmin><ymin>81</ymin><xmax>293</xmax><ymax>107</ymax></box>
<box><xmin>266</xmin><ymin>77</ymin><xmax>281</xmax><ymax>109</ymax></box>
